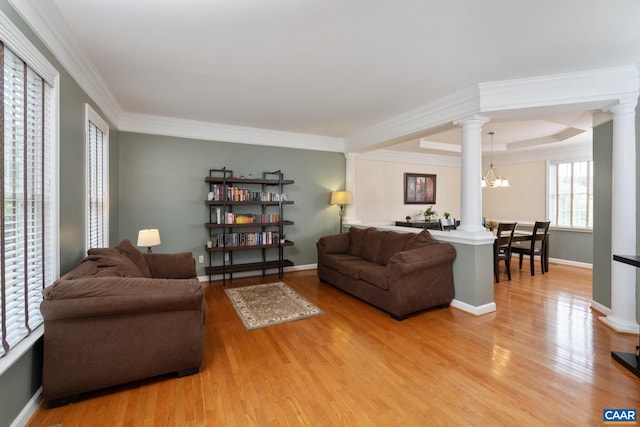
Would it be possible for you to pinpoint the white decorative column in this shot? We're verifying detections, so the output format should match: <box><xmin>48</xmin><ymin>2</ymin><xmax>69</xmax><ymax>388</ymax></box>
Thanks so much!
<box><xmin>344</xmin><ymin>152</ymin><xmax>360</xmax><ymax>224</ymax></box>
<box><xmin>601</xmin><ymin>100</ymin><xmax>639</xmax><ymax>334</ymax></box>
<box><xmin>454</xmin><ymin>116</ymin><xmax>489</xmax><ymax>234</ymax></box>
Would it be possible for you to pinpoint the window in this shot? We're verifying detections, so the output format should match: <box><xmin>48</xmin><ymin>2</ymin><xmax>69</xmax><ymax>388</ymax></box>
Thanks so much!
<box><xmin>85</xmin><ymin>104</ymin><xmax>108</xmax><ymax>250</ymax></box>
<box><xmin>548</xmin><ymin>160</ymin><xmax>593</xmax><ymax>228</ymax></box>
<box><xmin>1</xmin><ymin>43</ymin><xmax>57</xmax><ymax>358</ymax></box>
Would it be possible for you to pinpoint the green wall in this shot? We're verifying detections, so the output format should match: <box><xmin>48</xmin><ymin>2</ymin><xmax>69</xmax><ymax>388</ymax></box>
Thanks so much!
<box><xmin>0</xmin><ymin>2</ymin><xmax>119</xmax><ymax>425</ymax></box>
<box><xmin>118</xmin><ymin>132</ymin><xmax>345</xmax><ymax>276</ymax></box>
<box><xmin>592</xmin><ymin>120</ymin><xmax>613</xmax><ymax>308</ymax></box>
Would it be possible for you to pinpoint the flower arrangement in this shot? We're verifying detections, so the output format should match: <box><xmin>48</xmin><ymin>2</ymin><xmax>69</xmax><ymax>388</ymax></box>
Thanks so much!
<box><xmin>486</xmin><ymin>220</ymin><xmax>499</xmax><ymax>231</ymax></box>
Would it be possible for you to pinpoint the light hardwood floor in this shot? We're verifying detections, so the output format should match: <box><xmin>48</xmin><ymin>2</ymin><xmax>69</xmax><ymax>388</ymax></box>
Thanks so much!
<box><xmin>27</xmin><ymin>261</ymin><xmax>639</xmax><ymax>426</ymax></box>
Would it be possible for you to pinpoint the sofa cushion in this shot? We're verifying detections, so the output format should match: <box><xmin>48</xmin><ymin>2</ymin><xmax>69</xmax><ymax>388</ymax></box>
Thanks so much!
<box><xmin>377</xmin><ymin>232</ymin><xmax>413</xmax><ymax>265</ymax></box>
<box><xmin>404</xmin><ymin>229</ymin><xmax>437</xmax><ymax>250</ymax></box>
<box><xmin>86</xmin><ymin>247</ymin><xmax>145</xmax><ymax>278</ymax></box>
<box><xmin>338</xmin><ymin>259</ymin><xmax>373</xmax><ymax>280</ymax></box>
<box><xmin>360</xmin><ymin>264</ymin><xmax>389</xmax><ymax>290</ymax></box>
<box><xmin>115</xmin><ymin>239</ymin><xmax>152</xmax><ymax>278</ymax></box>
<box><xmin>322</xmin><ymin>253</ymin><xmax>363</xmax><ymax>271</ymax></box>
<box><xmin>348</xmin><ymin>227</ymin><xmax>374</xmax><ymax>257</ymax></box>
<box><xmin>361</xmin><ymin>230</ymin><xmax>387</xmax><ymax>264</ymax></box>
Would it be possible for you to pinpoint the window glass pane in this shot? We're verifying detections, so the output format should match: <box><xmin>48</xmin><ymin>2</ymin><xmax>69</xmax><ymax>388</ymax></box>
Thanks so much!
<box><xmin>548</xmin><ymin>160</ymin><xmax>593</xmax><ymax>229</ymax></box>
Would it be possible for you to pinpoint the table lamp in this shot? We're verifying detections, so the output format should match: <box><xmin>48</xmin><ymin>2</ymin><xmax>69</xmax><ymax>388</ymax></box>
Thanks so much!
<box><xmin>137</xmin><ymin>229</ymin><xmax>161</xmax><ymax>253</ymax></box>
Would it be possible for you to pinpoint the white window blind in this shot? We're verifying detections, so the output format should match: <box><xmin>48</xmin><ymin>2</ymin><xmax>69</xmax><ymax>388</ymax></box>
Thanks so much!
<box><xmin>85</xmin><ymin>104</ymin><xmax>108</xmax><ymax>250</ymax></box>
<box><xmin>1</xmin><ymin>44</ymin><xmax>55</xmax><ymax>357</ymax></box>
<box><xmin>548</xmin><ymin>160</ymin><xmax>593</xmax><ymax>228</ymax></box>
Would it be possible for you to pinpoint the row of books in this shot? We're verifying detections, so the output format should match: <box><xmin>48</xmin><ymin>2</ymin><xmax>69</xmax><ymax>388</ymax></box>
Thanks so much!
<box><xmin>224</xmin><ymin>213</ymin><xmax>280</xmax><ymax>224</ymax></box>
<box><xmin>209</xmin><ymin>185</ymin><xmax>287</xmax><ymax>202</ymax></box>
<box><xmin>213</xmin><ymin>231</ymin><xmax>281</xmax><ymax>247</ymax></box>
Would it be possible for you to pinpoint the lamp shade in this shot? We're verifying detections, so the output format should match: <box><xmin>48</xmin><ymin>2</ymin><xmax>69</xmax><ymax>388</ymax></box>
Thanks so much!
<box><xmin>137</xmin><ymin>229</ymin><xmax>161</xmax><ymax>248</ymax></box>
<box><xmin>330</xmin><ymin>191</ymin><xmax>353</xmax><ymax>205</ymax></box>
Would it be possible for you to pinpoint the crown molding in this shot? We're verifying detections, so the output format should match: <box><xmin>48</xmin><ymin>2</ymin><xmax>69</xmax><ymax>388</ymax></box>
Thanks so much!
<box><xmin>345</xmin><ymin>85</ymin><xmax>481</xmax><ymax>152</ymax></box>
<box><xmin>358</xmin><ymin>149</ymin><xmax>461</xmax><ymax>167</ymax></box>
<box><xmin>9</xmin><ymin>0</ymin><xmax>122</xmax><ymax>126</ymax></box>
<box><xmin>119</xmin><ymin>112</ymin><xmax>345</xmax><ymax>152</ymax></box>
<box><xmin>479</xmin><ymin>65</ymin><xmax>640</xmax><ymax>113</ymax></box>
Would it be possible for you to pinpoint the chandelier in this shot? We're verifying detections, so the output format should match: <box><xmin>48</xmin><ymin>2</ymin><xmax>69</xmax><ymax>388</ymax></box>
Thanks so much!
<box><xmin>482</xmin><ymin>131</ymin><xmax>509</xmax><ymax>188</ymax></box>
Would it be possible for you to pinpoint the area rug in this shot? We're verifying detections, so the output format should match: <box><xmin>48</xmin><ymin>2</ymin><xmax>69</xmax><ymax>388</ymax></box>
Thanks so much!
<box><xmin>225</xmin><ymin>282</ymin><xmax>324</xmax><ymax>330</ymax></box>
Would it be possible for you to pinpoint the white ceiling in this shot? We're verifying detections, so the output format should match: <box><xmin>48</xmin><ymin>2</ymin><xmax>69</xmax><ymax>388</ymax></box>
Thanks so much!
<box><xmin>11</xmin><ymin>0</ymin><xmax>640</xmax><ymax>155</ymax></box>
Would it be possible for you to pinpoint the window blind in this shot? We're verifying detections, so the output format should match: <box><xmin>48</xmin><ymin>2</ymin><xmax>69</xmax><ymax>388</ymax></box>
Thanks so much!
<box><xmin>1</xmin><ymin>44</ymin><xmax>54</xmax><ymax>357</ymax></box>
<box><xmin>86</xmin><ymin>105</ymin><xmax>108</xmax><ymax>250</ymax></box>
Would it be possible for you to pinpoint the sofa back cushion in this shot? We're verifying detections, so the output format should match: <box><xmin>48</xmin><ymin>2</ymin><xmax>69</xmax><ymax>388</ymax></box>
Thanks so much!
<box><xmin>115</xmin><ymin>239</ymin><xmax>152</xmax><ymax>278</ymax></box>
<box><xmin>348</xmin><ymin>227</ymin><xmax>374</xmax><ymax>257</ymax></box>
<box><xmin>361</xmin><ymin>230</ymin><xmax>387</xmax><ymax>263</ymax></box>
<box><xmin>404</xmin><ymin>229</ymin><xmax>437</xmax><ymax>250</ymax></box>
<box><xmin>377</xmin><ymin>232</ymin><xmax>413</xmax><ymax>265</ymax></box>
<box><xmin>86</xmin><ymin>247</ymin><xmax>145</xmax><ymax>278</ymax></box>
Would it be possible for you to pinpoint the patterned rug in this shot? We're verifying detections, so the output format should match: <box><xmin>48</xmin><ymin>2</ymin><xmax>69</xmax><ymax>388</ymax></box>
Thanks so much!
<box><xmin>225</xmin><ymin>282</ymin><xmax>324</xmax><ymax>330</ymax></box>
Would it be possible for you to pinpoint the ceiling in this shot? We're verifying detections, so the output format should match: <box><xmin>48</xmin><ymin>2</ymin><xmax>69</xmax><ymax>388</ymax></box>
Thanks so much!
<box><xmin>12</xmin><ymin>0</ymin><xmax>640</xmax><ymax>155</ymax></box>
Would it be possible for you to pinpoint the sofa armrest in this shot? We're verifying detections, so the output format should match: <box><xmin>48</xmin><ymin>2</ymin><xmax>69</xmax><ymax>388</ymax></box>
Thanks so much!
<box><xmin>387</xmin><ymin>242</ymin><xmax>456</xmax><ymax>275</ymax></box>
<box><xmin>143</xmin><ymin>252</ymin><xmax>196</xmax><ymax>278</ymax></box>
<box><xmin>317</xmin><ymin>233</ymin><xmax>350</xmax><ymax>254</ymax></box>
<box><xmin>41</xmin><ymin>277</ymin><xmax>202</xmax><ymax>320</ymax></box>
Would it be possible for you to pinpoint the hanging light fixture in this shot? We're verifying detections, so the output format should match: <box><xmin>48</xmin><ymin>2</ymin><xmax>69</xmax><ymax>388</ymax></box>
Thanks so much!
<box><xmin>482</xmin><ymin>131</ymin><xmax>509</xmax><ymax>188</ymax></box>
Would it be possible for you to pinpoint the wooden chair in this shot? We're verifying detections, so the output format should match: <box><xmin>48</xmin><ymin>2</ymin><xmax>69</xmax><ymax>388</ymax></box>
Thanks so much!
<box><xmin>511</xmin><ymin>221</ymin><xmax>550</xmax><ymax>276</ymax></box>
<box><xmin>439</xmin><ymin>218</ymin><xmax>457</xmax><ymax>231</ymax></box>
<box><xmin>494</xmin><ymin>222</ymin><xmax>517</xmax><ymax>283</ymax></box>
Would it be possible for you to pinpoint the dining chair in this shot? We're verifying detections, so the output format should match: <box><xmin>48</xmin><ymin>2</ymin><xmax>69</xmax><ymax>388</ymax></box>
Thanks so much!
<box><xmin>511</xmin><ymin>220</ymin><xmax>551</xmax><ymax>276</ymax></box>
<box><xmin>494</xmin><ymin>222</ymin><xmax>517</xmax><ymax>283</ymax></box>
<box><xmin>439</xmin><ymin>218</ymin><xmax>457</xmax><ymax>231</ymax></box>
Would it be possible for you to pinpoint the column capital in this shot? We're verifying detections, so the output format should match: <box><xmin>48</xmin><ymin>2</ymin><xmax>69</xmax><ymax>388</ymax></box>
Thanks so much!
<box><xmin>453</xmin><ymin>115</ymin><xmax>490</xmax><ymax>128</ymax></box>
<box><xmin>605</xmin><ymin>99</ymin><xmax>638</xmax><ymax>116</ymax></box>
<box><xmin>345</xmin><ymin>152</ymin><xmax>360</xmax><ymax>160</ymax></box>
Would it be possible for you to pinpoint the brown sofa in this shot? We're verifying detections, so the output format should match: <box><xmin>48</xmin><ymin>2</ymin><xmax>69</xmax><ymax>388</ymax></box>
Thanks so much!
<box><xmin>41</xmin><ymin>239</ymin><xmax>204</xmax><ymax>406</ymax></box>
<box><xmin>317</xmin><ymin>227</ymin><xmax>456</xmax><ymax>320</ymax></box>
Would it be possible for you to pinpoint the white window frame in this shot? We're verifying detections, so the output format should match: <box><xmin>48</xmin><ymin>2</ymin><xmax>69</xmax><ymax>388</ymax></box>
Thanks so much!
<box><xmin>0</xmin><ymin>10</ymin><xmax>59</xmax><ymax>375</ymax></box>
<box><xmin>547</xmin><ymin>158</ymin><xmax>594</xmax><ymax>230</ymax></box>
<box><xmin>85</xmin><ymin>104</ymin><xmax>109</xmax><ymax>251</ymax></box>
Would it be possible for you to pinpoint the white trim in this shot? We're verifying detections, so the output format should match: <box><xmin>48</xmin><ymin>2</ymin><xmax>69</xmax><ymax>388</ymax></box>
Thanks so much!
<box><xmin>549</xmin><ymin>258</ymin><xmax>592</xmax><ymax>269</ymax></box>
<box><xmin>345</xmin><ymin>85</ymin><xmax>480</xmax><ymax>152</ymax></box>
<box><xmin>591</xmin><ymin>300</ymin><xmax>611</xmax><ymax>316</ymax></box>
<box><xmin>450</xmin><ymin>300</ymin><xmax>497</xmax><ymax>316</ymax></box>
<box><xmin>0</xmin><ymin>325</ymin><xmax>43</xmax><ymax>376</ymax></box>
<box><xmin>358</xmin><ymin>149</ymin><xmax>461</xmax><ymax>167</ymax></box>
<box><xmin>10</xmin><ymin>387</ymin><xmax>41</xmax><ymax>427</ymax></box>
<box><xmin>0</xmin><ymin>9</ymin><xmax>56</xmax><ymax>84</ymax></box>
<box><xmin>119</xmin><ymin>112</ymin><xmax>345</xmax><ymax>152</ymax></box>
<box><xmin>8</xmin><ymin>0</ymin><xmax>122</xmax><ymax>125</ymax></box>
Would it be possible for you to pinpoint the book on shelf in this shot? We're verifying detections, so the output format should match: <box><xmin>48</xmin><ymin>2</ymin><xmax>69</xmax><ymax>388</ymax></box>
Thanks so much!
<box><xmin>208</xmin><ymin>184</ymin><xmax>286</xmax><ymax>203</ymax></box>
<box><xmin>222</xmin><ymin>212</ymin><xmax>281</xmax><ymax>224</ymax></box>
<box><xmin>214</xmin><ymin>231</ymin><xmax>280</xmax><ymax>247</ymax></box>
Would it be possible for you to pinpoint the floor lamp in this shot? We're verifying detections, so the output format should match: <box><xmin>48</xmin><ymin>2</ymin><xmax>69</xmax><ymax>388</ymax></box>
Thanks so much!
<box><xmin>330</xmin><ymin>191</ymin><xmax>352</xmax><ymax>233</ymax></box>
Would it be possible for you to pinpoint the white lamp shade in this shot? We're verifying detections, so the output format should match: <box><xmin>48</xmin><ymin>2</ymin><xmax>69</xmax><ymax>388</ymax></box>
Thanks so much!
<box><xmin>137</xmin><ymin>229</ymin><xmax>161</xmax><ymax>247</ymax></box>
<box><xmin>330</xmin><ymin>191</ymin><xmax>353</xmax><ymax>205</ymax></box>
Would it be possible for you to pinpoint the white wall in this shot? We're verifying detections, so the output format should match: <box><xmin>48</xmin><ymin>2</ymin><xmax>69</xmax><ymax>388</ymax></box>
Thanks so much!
<box><xmin>352</xmin><ymin>155</ymin><xmax>547</xmax><ymax>226</ymax></box>
<box><xmin>481</xmin><ymin>161</ymin><xmax>547</xmax><ymax>223</ymax></box>
<box><xmin>354</xmin><ymin>158</ymin><xmax>461</xmax><ymax>223</ymax></box>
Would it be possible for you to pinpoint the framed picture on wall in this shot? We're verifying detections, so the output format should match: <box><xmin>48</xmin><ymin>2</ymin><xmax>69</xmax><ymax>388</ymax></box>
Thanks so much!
<box><xmin>404</xmin><ymin>173</ymin><xmax>436</xmax><ymax>204</ymax></box>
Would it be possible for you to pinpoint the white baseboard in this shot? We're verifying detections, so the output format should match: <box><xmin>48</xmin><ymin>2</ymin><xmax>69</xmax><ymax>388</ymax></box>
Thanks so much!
<box><xmin>450</xmin><ymin>299</ymin><xmax>497</xmax><ymax>316</ymax></box>
<box><xmin>590</xmin><ymin>300</ymin><xmax>611</xmax><ymax>316</ymax></box>
<box><xmin>549</xmin><ymin>257</ymin><xmax>592</xmax><ymax>269</ymax></box>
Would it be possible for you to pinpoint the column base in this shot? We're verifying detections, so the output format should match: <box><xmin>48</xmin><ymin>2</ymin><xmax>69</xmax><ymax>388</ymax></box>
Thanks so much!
<box><xmin>599</xmin><ymin>315</ymin><xmax>640</xmax><ymax>334</ymax></box>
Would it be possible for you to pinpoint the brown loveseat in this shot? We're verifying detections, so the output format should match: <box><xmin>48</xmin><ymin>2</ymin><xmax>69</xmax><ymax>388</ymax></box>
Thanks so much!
<box><xmin>317</xmin><ymin>227</ymin><xmax>456</xmax><ymax>320</ymax></box>
<box><xmin>41</xmin><ymin>239</ymin><xmax>204</xmax><ymax>406</ymax></box>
